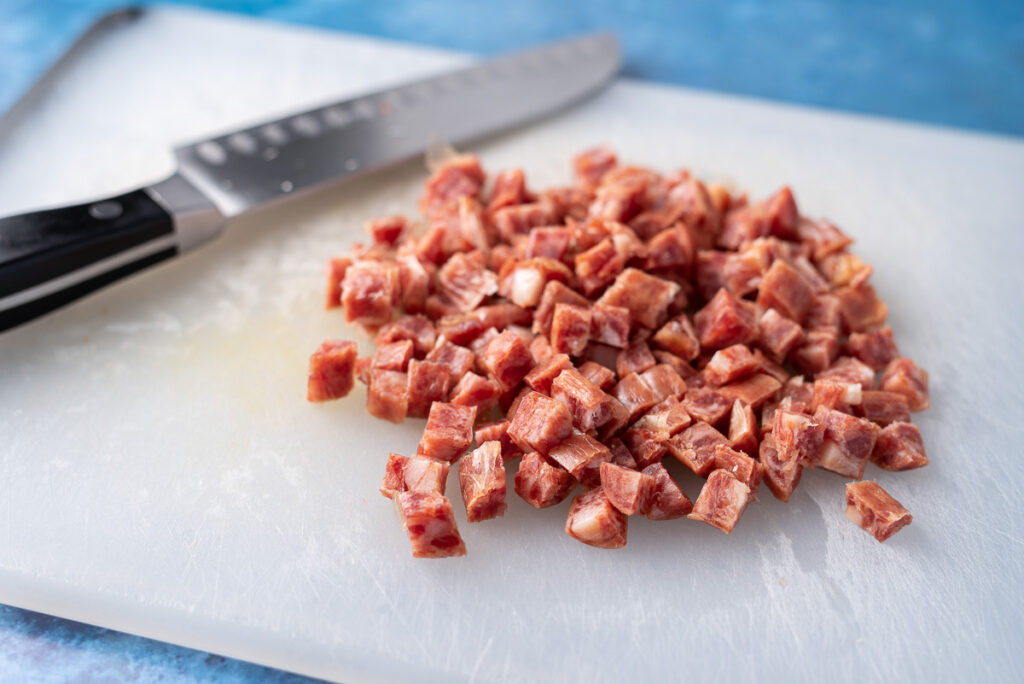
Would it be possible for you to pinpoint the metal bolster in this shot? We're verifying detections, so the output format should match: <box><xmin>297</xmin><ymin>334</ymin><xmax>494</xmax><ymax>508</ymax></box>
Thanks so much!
<box><xmin>145</xmin><ymin>172</ymin><xmax>226</xmax><ymax>253</ymax></box>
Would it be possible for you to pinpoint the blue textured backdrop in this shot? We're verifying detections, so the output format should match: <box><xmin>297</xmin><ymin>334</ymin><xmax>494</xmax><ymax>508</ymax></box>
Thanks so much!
<box><xmin>0</xmin><ymin>1</ymin><xmax>1022</xmax><ymax>682</ymax></box>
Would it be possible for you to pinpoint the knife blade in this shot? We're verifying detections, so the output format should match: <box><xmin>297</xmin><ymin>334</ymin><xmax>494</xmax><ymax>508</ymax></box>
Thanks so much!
<box><xmin>0</xmin><ymin>32</ymin><xmax>620</xmax><ymax>332</ymax></box>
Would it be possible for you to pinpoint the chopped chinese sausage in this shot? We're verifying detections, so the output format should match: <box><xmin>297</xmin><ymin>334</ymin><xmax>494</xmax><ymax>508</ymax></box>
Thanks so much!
<box><xmin>597</xmin><ymin>268</ymin><xmax>680</xmax><ymax>330</ymax></box>
<box><xmin>642</xmin><ymin>463</ymin><xmax>694</xmax><ymax>520</ymax></box>
<box><xmin>523</xmin><ymin>353</ymin><xmax>574</xmax><ymax>395</ymax></box>
<box><xmin>616</xmin><ymin>340</ymin><xmax>657</xmax><ymax>378</ymax></box>
<box><xmin>476</xmin><ymin>330</ymin><xmax>534</xmax><ymax>391</ymax></box>
<box><xmin>757</xmin><ymin>308</ymin><xmax>803</xmax><ymax>361</ymax></box>
<box><xmin>652</xmin><ymin>314</ymin><xmax>701</xmax><ymax>361</ymax></box>
<box><xmin>667</xmin><ymin>421</ymin><xmax>731</xmax><ymax>477</ymax></box>
<box><xmin>487</xmin><ymin>167</ymin><xmax>530</xmax><ymax>212</ymax></box>
<box><xmin>635</xmin><ymin>397</ymin><xmax>692</xmax><ymax>436</ymax></box>
<box><xmin>437</xmin><ymin>252</ymin><xmax>498</xmax><ymax>312</ymax></box>
<box><xmin>694</xmin><ymin>288</ymin><xmax>757</xmax><ymax>350</ymax></box>
<box><xmin>565</xmin><ymin>487</ymin><xmax>629</xmax><ymax>549</ymax></box>
<box><xmin>396</xmin><ymin>491</ymin><xmax>466</xmax><ymax>558</ymax></box>
<box><xmin>515</xmin><ymin>451</ymin><xmax>576</xmax><ymax>508</ymax></box>
<box><xmin>645</xmin><ymin>225</ymin><xmax>695</xmax><ymax>273</ymax></box>
<box><xmin>810</xmin><ymin>378</ymin><xmax>861</xmax><ymax>414</ymax></box>
<box><xmin>640</xmin><ymin>365</ymin><xmax>687</xmax><ymax>402</ymax></box>
<box><xmin>420</xmin><ymin>154</ymin><xmax>484</xmax><ymax>216</ymax></box>
<box><xmin>417</xmin><ymin>402</ymin><xmax>476</xmax><ymax>463</ymax></box>
<box><xmin>551</xmin><ymin>303</ymin><xmax>592</xmax><ymax>357</ymax></box>
<box><xmin>837</xmin><ymin>282</ymin><xmax>888</xmax><ymax>333</ymax></box>
<box><xmin>368</xmin><ymin>214</ymin><xmax>407</xmax><ymax>246</ymax></box>
<box><xmin>756</xmin><ymin>258</ymin><xmax>814</xmax><ymax>323</ymax></box>
<box><xmin>713</xmin><ymin>444</ymin><xmax>763</xmax><ymax>493</ymax></box>
<box><xmin>492</xmin><ymin>202</ymin><xmax>556</xmax><ymax>242</ymax></box>
<box><xmin>549</xmin><ymin>432</ymin><xmax>613</xmax><ymax>488</ymax></box>
<box><xmin>407</xmin><ymin>360</ymin><xmax>451</xmax><ymax>418</ymax></box>
<box><xmin>688</xmin><ymin>469</ymin><xmax>753</xmax><ymax>534</ymax></box>
<box><xmin>817</xmin><ymin>356</ymin><xmax>875</xmax><ymax>389</ymax></box>
<box><xmin>590</xmin><ymin>304</ymin><xmax>632</xmax><ymax>348</ymax></box>
<box><xmin>871</xmin><ymin>422</ymin><xmax>929</xmax><ymax>471</ymax></box>
<box><xmin>574</xmin><ymin>238</ymin><xmax>625</xmax><ymax>296</ymax></box>
<box><xmin>500</xmin><ymin>257</ymin><xmax>572</xmax><ymax>308</ymax></box>
<box><xmin>533</xmin><ymin>280</ymin><xmax>590</xmax><ymax>336</ymax></box>
<box><xmin>859</xmin><ymin>390</ymin><xmax>911</xmax><ymax>427</ymax></box>
<box><xmin>759</xmin><ymin>433</ymin><xmax>803</xmax><ymax>502</ymax></box>
<box><xmin>880</xmin><ymin>357</ymin><xmax>930</xmax><ymax>412</ymax></box>
<box><xmin>459</xmin><ymin>441</ymin><xmax>507</xmax><ymax>522</ymax></box>
<box><xmin>613</xmin><ymin>372</ymin><xmax>661</xmax><ymax>422</ymax></box>
<box><xmin>772</xmin><ymin>409</ymin><xmax>825</xmax><ymax>466</ymax></box>
<box><xmin>718</xmin><ymin>373</ymin><xmax>783</xmax><ymax>409</ymax></box>
<box><xmin>653</xmin><ymin>350</ymin><xmax>696</xmax><ymax>380</ymax></box>
<box><xmin>813</xmin><ymin>407</ymin><xmax>881</xmax><ymax>479</ymax></box>
<box><xmin>578</xmin><ymin>360</ymin><xmax>616</xmax><ymax>391</ymax></box>
<box><xmin>380</xmin><ymin>453</ymin><xmax>449</xmax><ymax>499</ymax></box>
<box><xmin>796</xmin><ymin>217</ymin><xmax>851</xmax><ymax>259</ymax></box>
<box><xmin>475</xmin><ymin>420</ymin><xmax>520</xmax><ymax>460</ymax></box>
<box><xmin>425</xmin><ymin>338</ymin><xmax>475</xmax><ymax>383</ymax></box>
<box><xmin>728</xmin><ymin>400</ymin><xmax>759</xmax><ymax>456</ymax></box>
<box><xmin>376</xmin><ymin>315</ymin><xmax>436</xmax><ymax>357</ymax></box>
<box><xmin>507</xmin><ymin>391</ymin><xmax>574</xmax><ymax>455</ymax></box>
<box><xmin>622</xmin><ymin>427</ymin><xmax>668</xmax><ymax>469</ymax></box>
<box><xmin>525</xmin><ymin>226</ymin><xmax>572</xmax><ymax>261</ymax></box>
<box><xmin>367</xmin><ymin>369</ymin><xmax>409</xmax><ymax>423</ymax></box>
<box><xmin>324</xmin><ymin>257</ymin><xmax>350</xmax><ymax>309</ymax></box>
<box><xmin>845</xmin><ymin>481</ymin><xmax>912</xmax><ymax>542</ymax></box>
<box><xmin>574</xmin><ymin>146</ymin><xmax>617</xmax><ymax>191</ymax></box>
<box><xmin>371</xmin><ymin>340</ymin><xmax>413</xmax><ymax>373</ymax></box>
<box><xmin>307</xmin><ymin>340</ymin><xmax>358</xmax><ymax>402</ymax></box>
<box><xmin>790</xmin><ymin>329</ymin><xmax>840</xmax><ymax>375</ymax></box>
<box><xmin>681</xmin><ymin>388</ymin><xmax>734</xmax><ymax>426</ymax></box>
<box><xmin>704</xmin><ymin>344</ymin><xmax>759</xmax><ymax>386</ymax></box>
<box><xmin>600</xmin><ymin>461</ymin><xmax>656</xmax><ymax>515</ymax></box>
<box><xmin>341</xmin><ymin>260</ymin><xmax>400</xmax><ymax>328</ymax></box>
<box><xmin>448</xmin><ymin>371</ymin><xmax>501</xmax><ymax>411</ymax></box>
<box><xmin>847</xmin><ymin>325</ymin><xmax>899</xmax><ymax>370</ymax></box>
<box><xmin>552</xmin><ymin>368</ymin><xmax>621</xmax><ymax>432</ymax></box>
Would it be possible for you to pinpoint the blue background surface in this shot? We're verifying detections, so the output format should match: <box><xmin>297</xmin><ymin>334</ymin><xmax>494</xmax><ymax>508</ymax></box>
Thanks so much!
<box><xmin>0</xmin><ymin>1</ymin><xmax>1021</xmax><ymax>682</ymax></box>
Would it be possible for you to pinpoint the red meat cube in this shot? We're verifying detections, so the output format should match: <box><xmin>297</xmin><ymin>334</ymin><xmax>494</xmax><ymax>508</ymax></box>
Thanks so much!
<box><xmin>613</xmin><ymin>372</ymin><xmax>661</xmax><ymax>422</ymax></box>
<box><xmin>813</xmin><ymin>406</ymin><xmax>881</xmax><ymax>479</ymax></box>
<box><xmin>324</xmin><ymin>257</ymin><xmax>351</xmax><ymax>309</ymax></box>
<box><xmin>425</xmin><ymin>338</ymin><xmax>475</xmax><ymax>384</ymax></box>
<box><xmin>652</xmin><ymin>350</ymin><xmax>696</xmax><ymax>379</ymax></box>
<box><xmin>578</xmin><ymin>360</ymin><xmax>616</xmax><ymax>391</ymax></box>
<box><xmin>448</xmin><ymin>371</ymin><xmax>501</xmax><ymax>412</ymax></box>
<box><xmin>616</xmin><ymin>340</ymin><xmax>657</xmax><ymax>378</ymax></box>
<box><xmin>376</xmin><ymin>314</ymin><xmax>437</xmax><ymax>357</ymax></box>
<box><xmin>667</xmin><ymin>421</ymin><xmax>731</xmax><ymax>477</ymax></box>
<box><xmin>728</xmin><ymin>399</ymin><xmax>758</xmax><ymax>455</ymax></box>
<box><xmin>818</xmin><ymin>252</ymin><xmax>873</xmax><ymax>289</ymax></box>
<box><xmin>523</xmin><ymin>353</ymin><xmax>574</xmax><ymax>395</ymax></box>
<box><xmin>634</xmin><ymin>397</ymin><xmax>692</xmax><ymax>436</ymax></box>
<box><xmin>307</xmin><ymin>340</ymin><xmax>358</xmax><ymax>402</ymax></box>
<box><xmin>607</xmin><ymin>438</ymin><xmax>638</xmax><ymax>470</ymax></box>
<box><xmin>419</xmin><ymin>154</ymin><xmax>484</xmax><ymax>217</ymax></box>
<box><xmin>687</xmin><ymin>469</ymin><xmax>753</xmax><ymax>534</ymax></box>
<box><xmin>549</xmin><ymin>432</ymin><xmax>613</xmax><ymax>487</ymax></box>
<box><xmin>704</xmin><ymin>344</ymin><xmax>759</xmax><ymax>387</ymax></box>
<box><xmin>871</xmin><ymin>421</ymin><xmax>929</xmax><ymax>471</ymax></box>
<box><xmin>810</xmin><ymin>378</ymin><xmax>862</xmax><ymax>414</ymax></box>
<box><xmin>476</xmin><ymin>330</ymin><xmax>534</xmax><ymax>391</ymax></box>
<box><xmin>435</xmin><ymin>312</ymin><xmax>488</xmax><ymax>346</ymax></box>
<box><xmin>837</xmin><ymin>282</ymin><xmax>888</xmax><ymax>333</ymax></box>
<box><xmin>795</xmin><ymin>217</ymin><xmax>852</xmax><ymax>259</ymax></box>
<box><xmin>380</xmin><ymin>453</ymin><xmax>449</xmax><ymax>499</ymax></box>
<box><xmin>575</xmin><ymin>238</ymin><xmax>626</xmax><ymax>296</ymax></box>
<box><xmin>367</xmin><ymin>214</ymin><xmax>407</xmax><ymax>246</ymax></box>
<box><xmin>458</xmin><ymin>441</ymin><xmax>507</xmax><ymax>522</ymax></box>
<box><xmin>437</xmin><ymin>252</ymin><xmax>498</xmax><ymax>312</ymax></box>
<box><xmin>596</xmin><ymin>268</ymin><xmax>680</xmax><ymax>330</ymax></box>
<box><xmin>514</xmin><ymin>451</ymin><xmax>576</xmax><ymax>508</ymax></box>
<box><xmin>474</xmin><ymin>419</ymin><xmax>520</xmax><ymax>460</ymax></box>
<box><xmin>759</xmin><ymin>433</ymin><xmax>803</xmax><ymax>502</ymax></box>
<box><xmin>507</xmin><ymin>391</ymin><xmax>574</xmax><ymax>454</ymax></box>
<box><xmin>772</xmin><ymin>408</ymin><xmax>825</xmax><ymax>465</ymax></box>
<box><xmin>641</xmin><ymin>463</ymin><xmax>694</xmax><ymax>520</ymax></box>
<box><xmin>487</xmin><ymin>167</ymin><xmax>530</xmax><ymax>212</ymax></box>
<box><xmin>757</xmin><ymin>308</ymin><xmax>804</xmax><ymax>361</ymax></box>
<box><xmin>694</xmin><ymin>288</ymin><xmax>757</xmax><ymax>350</ymax></box>
<box><xmin>574</xmin><ymin>146</ymin><xmax>618</xmax><ymax>191</ymax></box>
<box><xmin>590</xmin><ymin>304</ymin><xmax>632</xmax><ymax>348</ymax></box>
<box><xmin>417</xmin><ymin>402</ymin><xmax>476</xmax><ymax>463</ymax></box>
<box><xmin>396</xmin><ymin>491</ymin><xmax>466</xmax><ymax>558</ymax></box>
<box><xmin>367</xmin><ymin>369</ymin><xmax>409</xmax><ymax>422</ymax></box>
<box><xmin>859</xmin><ymin>391</ymin><xmax>911</xmax><ymax>427</ymax></box>
<box><xmin>713</xmin><ymin>444</ymin><xmax>763</xmax><ymax>493</ymax></box>
<box><xmin>682</xmin><ymin>388</ymin><xmax>733</xmax><ymax>426</ymax></box>
<box><xmin>371</xmin><ymin>340</ymin><xmax>413</xmax><ymax>373</ymax></box>
<box><xmin>756</xmin><ymin>258</ymin><xmax>814</xmax><ymax>323</ymax></box>
<box><xmin>847</xmin><ymin>325</ymin><xmax>900</xmax><ymax>371</ymax></box>
<box><xmin>645</xmin><ymin>225</ymin><xmax>696</xmax><ymax>273</ymax></box>
<box><xmin>790</xmin><ymin>329</ymin><xmax>840</xmax><ymax>375</ymax></box>
<box><xmin>551</xmin><ymin>303</ymin><xmax>592</xmax><ymax>357</ymax></box>
<box><xmin>406</xmin><ymin>360</ymin><xmax>452</xmax><ymax>418</ymax></box>
<box><xmin>533</xmin><ymin>280</ymin><xmax>590</xmax><ymax>336</ymax></box>
<box><xmin>845</xmin><ymin>481</ymin><xmax>913</xmax><ymax>542</ymax></box>
<box><xmin>341</xmin><ymin>261</ymin><xmax>400</xmax><ymax>328</ymax></box>
<box><xmin>600</xmin><ymin>461</ymin><xmax>656</xmax><ymax>515</ymax></box>
<box><xmin>552</xmin><ymin>368</ymin><xmax>620</xmax><ymax>431</ymax></box>
<box><xmin>565</xmin><ymin>488</ymin><xmax>629</xmax><ymax>549</ymax></box>
<box><xmin>500</xmin><ymin>257</ymin><xmax>573</xmax><ymax>308</ymax></box>
<box><xmin>817</xmin><ymin>356</ymin><xmax>876</xmax><ymax>389</ymax></box>
<box><xmin>525</xmin><ymin>226</ymin><xmax>572</xmax><ymax>261</ymax></box>
<box><xmin>880</xmin><ymin>357</ymin><xmax>930</xmax><ymax>412</ymax></box>
<box><xmin>652</xmin><ymin>314</ymin><xmax>701</xmax><ymax>361</ymax></box>
<box><xmin>640</xmin><ymin>364</ymin><xmax>687</xmax><ymax>402</ymax></box>
<box><xmin>492</xmin><ymin>202</ymin><xmax>556</xmax><ymax>242</ymax></box>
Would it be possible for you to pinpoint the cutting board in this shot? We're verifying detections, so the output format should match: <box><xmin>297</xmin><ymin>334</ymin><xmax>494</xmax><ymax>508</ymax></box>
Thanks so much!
<box><xmin>1</xmin><ymin>6</ymin><xmax>1022</xmax><ymax>683</ymax></box>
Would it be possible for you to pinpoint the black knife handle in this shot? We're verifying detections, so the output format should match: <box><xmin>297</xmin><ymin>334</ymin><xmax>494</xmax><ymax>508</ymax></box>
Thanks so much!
<box><xmin>0</xmin><ymin>189</ymin><xmax>177</xmax><ymax>332</ymax></box>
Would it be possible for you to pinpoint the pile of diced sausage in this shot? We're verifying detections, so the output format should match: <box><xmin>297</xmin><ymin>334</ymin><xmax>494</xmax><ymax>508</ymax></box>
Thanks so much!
<box><xmin>307</xmin><ymin>147</ymin><xmax>928</xmax><ymax>557</ymax></box>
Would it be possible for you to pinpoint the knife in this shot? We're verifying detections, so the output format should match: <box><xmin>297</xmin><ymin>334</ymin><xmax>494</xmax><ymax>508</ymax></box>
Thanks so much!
<box><xmin>0</xmin><ymin>33</ymin><xmax>619</xmax><ymax>332</ymax></box>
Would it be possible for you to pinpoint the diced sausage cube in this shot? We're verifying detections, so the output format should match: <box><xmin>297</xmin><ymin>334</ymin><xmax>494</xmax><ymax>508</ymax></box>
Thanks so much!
<box><xmin>694</xmin><ymin>288</ymin><xmax>757</xmax><ymax>350</ymax></box>
<box><xmin>551</xmin><ymin>303</ymin><xmax>592</xmax><ymax>357</ymax></box>
<box><xmin>645</xmin><ymin>225</ymin><xmax>695</xmax><ymax>273</ymax></box>
<box><xmin>436</xmin><ymin>313</ymin><xmax>488</xmax><ymax>347</ymax></box>
<box><xmin>507</xmin><ymin>391</ymin><xmax>574</xmax><ymax>454</ymax></box>
<box><xmin>728</xmin><ymin>399</ymin><xmax>758</xmax><ymax>455</ymax></box>
<box><xmin>813</xmin><ymin>406</ymin><xmax>881</xmax><ymax>479</ymax></box>
<box><xmin>847</xmin><ymin>325</ymin><xmax>900</xmax><ymax>370</ymax></box>
<box><xmin>458</xmin><ymin>441</ymin><xmax>507</xmax><ymax>522</ymax></box>
<box><xmin>871</xmin><ymin>421</ymin><xmax>929</xmax><ymax>471</ymax></box>
<box><xmin>492</xmin><ymin>202</ymin><xmax>555</xmax><ymax>242</ymax></box>
<box><xmin>417</xmin><ymin>402</ymin><xmax>476</xmax><ymax>463</ymax></box>
<box><xmin>367</xmin><ymin>369</ymin><xmax>409</xmax><ymax>422</ymax></box>
<box><xmin>376</xmin><ymin>314</ymin><xmax>437</xmax><ymax>357</ymax></box>
<box><xmin>600</xmin><ymin>461</ymin><xmax>656</xmax><ymax>515</ymax></box>
<box><xmin>474</xmin><ymin>420</ymin><xmax>521</xmax><ymax>460</ymax></box>
<box><xmin>837</xmin><ymin>282</ymin><xmax>888</xmax><ymax>333</ymax></box>
<box><xmin>682</xmin><ymin>388</ymin><xmax>733</xmax><ymax>426</ymax></box>
<box><xmin>796</xmin><ymin>217</ymin><xmax>852</xmax><ymax>259</ymax></box>
<box><xmin>634</xmin><ymin>396</ymin><xmax>692</xmax><ymax>436</ymax></box>
<box><xmin>606</xmin><ymin>438</ymin><xmax>638</xmax><ymax>470</ymax></box>
<box><xmin>419</xmin><ymin>154</ymin><xmax>484</xmax><ymax>217</ymax></box>
<box><xmin>667</xmin><ymin>422</ymin><xmax>731</xmax><ymax>476</ymax></box>
<box><xmin>514</xmin><ymin>451</ymin><xmax>576</xmax><ymax>508</ymax></box>
<box><xmin>574</xmin><ymin>146</ymin><xmax>618</xmax><ymax>191</ymax></box>
<box><xmin>380</xmin><ymin>453</ymin><xmax>449</xmax><ymax>499</ymax></box>
<box><xmin>859</xmin><ymin>390</ymin><xmax>912</xmax><ymax>427</ymax></box>
<box><xmin>597</xmin><ymin>268</ymin><xmax>680</xmax><ymax>330</ymax></box>
<box><xmin>448</xmin><ymin>371</ymin><xmax>501</xmax><ymax>412</ymax></box>
<box><xmin>476</xmin><ymin>330</ymin><xmax>534</xmax><ymax>391</ymax></box>
<box><xmin>641</xmin><ymin>463</ymin><xmax>694</xmax><ymax>520</ymax></box>
<box><xmin>713</xmin><ymin>444</ymin><xmax>763</xmax><ymax>493</ymax></box>
<box><xmin>341</xmin><ymin>261</ymin><xmax>400</xmax><ymax>328</ymax></box>
<box><xmin>759</xmin><ymin>433</ymin><xmax>803</xmax><ymax>502</ymax></box>
<box><xmin>622</xmin><ymin>427</ymin><xmax>669</xmax><ymax>468</ymax></box>
<box><xmin>565</xmin><ymin>487</ymin><xmax>629</xmax><ymax>549</ymax></box>
<box><xmin>578</xmin><ymin>360</ymin><xmax>616</xmax><ymax>391</ymax></box>
<box><xmin>529</xmin><ymin>334</ymin><xmax>554</xmax><ymax>364</ymax></box>
<box><xmin>437</xmin><ymin>252</ymin><xmax>499</xmax><ymax>312</ymax></box>
<box><xmin>616</xmin><ymin>340</ymin><xmax>657</xmax><ymax>377</ymax></box>
<box><xmin>552</xmin><ymin>368</ymin><xmax>619</xmax><ymax>431</ymax></box>
<box><xmin>652</xmin><ymin>350</ymin><xmax>696</xmax><ymax>379</ymax></box>
<box><xmin>704</xmin><ymin>344</ymin><xmax>759</xmax><ymax>386</ymax></box>
<box><xmin>574</xmin><ymin>238</ymin><xmax>625</xmax><ymax>296</ymax></box>
<box><xmin>790</xmin><ymin>329</ymin><xmax>840</xmax><ymax>375</ymax></box>
<box><xmin>533</xmin><ymin>280</ymin><xmax>590</xmax><ymax>336</ymax></box>
<box><xmin>523</xmin><ymin>353</ymin><xmax>574</xmax><ymax>395</ymax></box>
<box><xmin>590</xmin><ymin>304</ymin><xmax>632</xmax><ymax>348</ymax></box>
<box><xmin>687</xmin><ymin>469</ymin><xmax>753</xmax><ymax>534</ymax></box>
<box><xmin>488</xmin><ymin>167</ymin><xmax>529</xmax><ymax>211</ymax></box>
<box><xmin>500</xmin><ymin>257</ymin><xmax>572</xmax><ymax>308</ymax></box>
<box><xmin>549</xmin><ymin>432</ymin><xmax>613</xmax><ymax>487</ymax></box>
<box><xmin>640</xmin><ymin>364</ymin><xmax>687</xmax><ymax>402</ymax></box>
<box><xmin>407</xmin><ymin>360</ymin><xmax>452</xmax><ymax>418</ymax></box>
<box><xmin>425</xmin><ymin>338</ymin><xmax>475</xmax><ymax>384</ymax></box>
<box><xmin>880</xmin><ymin>357</ymin><xmax>930</xmax><ymax>412</ymax></box>
<box><xmin>717</xmin><ymin>373</ymin><xmax>782</xmax><ymax>410</ymax></box>
<box><xmin>817</xmin><ymin>356</ymin><xmax>876</xmax><ymax>389</ymax></box>
<box><xmin>325</xmin><ymin>257</ymin><xmax>351</xmax><ymax>309</ymax></box>
<box><xmin>772</xmin><ymin>409</ymin><xmax>825</xmax><ymax>465</ymax></box>
<box><xmin>613</xmin><ymin>372</ymin><xmax>661</xmax><ymax>422</ymax></box>
<box><xmin>810</xmin><ymin>378</ymin><xmax>862</xmax><ymax>414</ymax></box>
<box><xmin>845</xmin><ymin>481</ymin><xmax>912</xmax><ymax>542</ymax></box>
<box><xmin>367</xmin><ymin>214</ymin><xmax>407</xmax><ymax>246</ymax></box>
<box><xmin>525</xmin><ymin>226</ymin><xmax>572</xmax><ymax>261</ymax></box>
<box><xmin>757</xmin><ymin>308</ymin><xmax>804</xmax><ymax>361</ymax></box>
<box><xmin>756</xmin><ymin>258</ymin><xmax>814</xmax><ymax>323</ymax></box>
<box><xmin>307</xmin><ymin>339</ymin><xmax>358</xmax><ymax>402</ymax></box>
<box><xmin>652</xmin><ymin>314</ymin><xmax>701</xmax><ymax>361</ymax></box>
<box><xmin>396</xmin><ymin>491</ymin><xmax>466</xmax><ymax>558</ymax></box>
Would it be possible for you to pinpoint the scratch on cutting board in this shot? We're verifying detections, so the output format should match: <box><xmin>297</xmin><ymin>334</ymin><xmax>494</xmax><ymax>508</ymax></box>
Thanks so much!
<box><xmin>961</xmin><ymin>512</ymin><xmax>1024</xmax><ymax>547</ymax></box>
<box><xmin>467</xmin><ymin>635</ymin><xmax>494</xmax><ymax>684</ymax></box>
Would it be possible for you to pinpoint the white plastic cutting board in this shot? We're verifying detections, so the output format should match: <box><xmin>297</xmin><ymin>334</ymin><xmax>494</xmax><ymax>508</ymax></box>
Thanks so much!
<box><xmin>1</xmin><ymin>6</ymin><xmax>1022</xmax><ymax>683</ymax></box>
